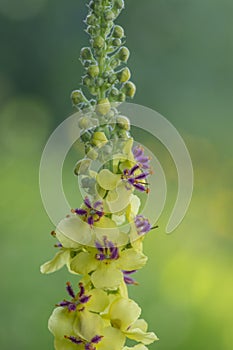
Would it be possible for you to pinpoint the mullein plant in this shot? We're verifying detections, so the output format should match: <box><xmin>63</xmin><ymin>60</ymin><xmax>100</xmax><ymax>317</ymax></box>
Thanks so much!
<box><xmin>41</xmin><ymin>0</ymin><xmax>158</xmax><ymax>349</ymax></box>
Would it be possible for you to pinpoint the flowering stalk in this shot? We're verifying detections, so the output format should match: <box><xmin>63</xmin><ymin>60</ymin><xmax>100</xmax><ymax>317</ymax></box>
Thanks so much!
<box><xmin>41</xmin><ymin>1</ymin><xmax>158</xmax><ymax>349</ymax></box>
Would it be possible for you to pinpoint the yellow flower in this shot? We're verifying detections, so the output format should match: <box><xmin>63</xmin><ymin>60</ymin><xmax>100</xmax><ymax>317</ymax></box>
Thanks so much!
<box><xmin>70</xmin><ymin>238</ymin><xmax>147</xmax><ymax>290</ymax></box>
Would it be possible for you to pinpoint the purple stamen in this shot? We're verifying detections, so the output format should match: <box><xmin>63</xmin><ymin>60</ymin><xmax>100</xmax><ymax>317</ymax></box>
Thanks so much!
<box><xmin>87</xmin><ymin>216</ymin><xmax>94</xmax><ymax>226</ymax></box>
<box><xmin>78</xmin><ymin>283</ymin><xmax>85</xmax><ymax>297</ymax></box>
<box><xmin>75</xmin><ymin>208</ymin><xmax>88</xmax><ymax>216</ymax></box>
<box><xmin>66</xmin><ymin>282</ymin><xmax>75</xmax><ymax>298</ymax></box>
<box><xmin>65</xmin><ymin>335</ymin><xmax>83</xmax><ymax>345</ymax></box>
<box><xmin>95</xmin><ymin>241</ymin><xmax>104</xmax><ymax>253</ymax></box>
<box><xmin>91</xmin><ymin>335</ymin><xmax>103</xmax><ymax>344</ymax></box>
<box><xmin>84</xmin><ymin>197</ymin><xmax>92</xmax><ymax>208</ymax></box>
<box><xmin>110</xmin><ymin>247</ymin><xmax>119</xmax><ymax>260</ymax></box>
<box><xmin>95</xmin><ymin>238</ymin><xmax>119</xmax><ymax>261</ymax></box>
<box><xmin>79</xmin><ymin>294</ymin><xmax>91</xmax><ymax>304</ymax></box>
<box><xmin>123</xmin><ymin>270</ymin><xmax>138</xmax><ymax>285</ymax></box>
<box><xmin>134</xmin><ymin>215</ymin><xmax>152</xmax><ymax>235</ymax></box>
<box><xmin>129</xmin><ymin>164</ymin><xmax>140</xmax><ymax>175</ymax></box>
<box><xmin>133</xmin><ymin>146</ymin><xmax>151</xmax><ymax>170</ymax></box>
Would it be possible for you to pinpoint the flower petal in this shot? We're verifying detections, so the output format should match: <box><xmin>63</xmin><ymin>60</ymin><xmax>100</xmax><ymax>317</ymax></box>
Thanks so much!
<box><xmin>97</xmin><ymin>169</ymin><xmax>121</xmax><ymax>190</ymax></box>
<box><xmin>98</xmin><ymin>326</ymin><xmax>126</xmax><ymax>350</ymax></box>
<box><xmin>118</xmin><ymin>248</ymin><xmax>147</xmax><ymax>271</ymax></box>
<box><xmin>87</xmin><ymin>289</ymin><xmax>109</xmax><ymax>313</ymax></box>
<box><xmin>40</xmin><ymin>249</ymin><xmax>70</xmax><ymax>274</ymax></box>
<box><xmin>48</xmin><ymin>307</ymin><xmax>75</xmax><ymax>339</ymax></box>
<box><xmin>125</xmin><ymin>327</ymin><xmax>159</xmax><ymax>345</ymax></box>
<box><xmin>91</xmin><ymin>263</ymin><xmax>123</xmax><ymax>290</ymax></box>
<box><xmin>70</xmin><ymin>251</ymin><xmax>98</xmax><ymax>275</ymax></box>
<box><xmin>109</xmin><ymin>297</ymin><xmax>141</xmax><ymax>331</ymax></box>
<box><xmin>107</xmin><ymin>182</ymin><xmax>132</xmax><ymax>214</ymax></box>
<box><xmin>57</xmin><ymin>216</ymin><xmax>92</xmax><ymax>246</ymax></box>
<box><xmin>73</xmin><ymin>309</ymin><xmax>104</xmax><ymax>341</ymax></box>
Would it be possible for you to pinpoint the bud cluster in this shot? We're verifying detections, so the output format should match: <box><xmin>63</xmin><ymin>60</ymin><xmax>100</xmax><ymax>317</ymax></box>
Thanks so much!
<box><xmin>71</xmin><ymin>0</ymin><xmax>136</xmax><ymax>144</ymax></box>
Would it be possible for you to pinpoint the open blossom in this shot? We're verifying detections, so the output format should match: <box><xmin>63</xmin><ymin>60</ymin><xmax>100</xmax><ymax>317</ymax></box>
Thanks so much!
<box><xmin>121</xmin><ymin>164</ymin><xmax>150</xmax><ymax>193</ymax></box>
<box><xmin>69</xmin><ymin>237</ymin><xmax>148</xmax><ymax>290</ymax></box>
<box><xmin>72</xmin><ymin>197</ymin><xmax>104</xmax><ymax>226</ymax></box>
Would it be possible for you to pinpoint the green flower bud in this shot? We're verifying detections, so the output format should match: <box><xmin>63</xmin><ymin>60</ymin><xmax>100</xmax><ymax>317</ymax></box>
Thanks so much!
<box><xmin>96</xmin><ymin>77</ymin><xmax>104</xmax><ymax>87</ymax></box>
<box><xmin>96</xmin><ymin>98</ymin><xmax>111</xmax><ymax>115</ymax></box>
<box><xmin>117</xmin><ymin>46</ymin><xmax>130</xmax><ymax>62</ymax></box>
<box><xmin>122</xmin><ymin>81</ymin><xmax>136</xmax><ymax>98</ymax></box>
<box><xmin>114</xmin><ymin>0</ymin><xmax>125</xmax><ymax>10</ymax></box>
<box><xmin>117</xmin><ymin>67</ymin><xmax>131</xmax><ymax>83</ymax></box>
<box><xmin>116</xmin><ymin>115</ymin><xmax>131</xmax><ymax>130</ymax></box>
<box><xmin>110</xmin><ymin>58</ymin><xmax>121</xmax><ymax>69</ymax></box>
<box><xmin>86</xmin><ymin>26</ymin><xmax>98</xmax><ymax>36</ymax></box>
<box><xmin>82</xmin><ymin>75</ymin><xmax>92</xmax><ymax>87</ymax></box>
<box><xmin>78</xmin><ymin>116</ymin><xmax>91</xmax><ymax>129</ymax></box>
<box><xmin>113</xmin><ymin>25</ymin><xmax>124</xmax><ymax>38</ymax></box>
<box><xmin>86</xmin><ymin>146</ymin><xmax>98</xmax><ymax>160</ymax></box>
<box><xmin>93</xmin><ymin>36</ymin><xmax>105</xmax><ymax>49</ymax></box>
<box><xmin>92</xmin><ymin>131</ymin><xmax>108</xmax><ymax>147</ymax></box>
<box><xmin>104</xmin><ymin>10</ymin><xmax>115</xmax><ymax>21</ymax></box>
<box><xmin>118</xmin><ymin>129</ymin><xmax>128</xmax><ymax>139</ymax></box>
<box><xmin>89</xmin><ymin>86</ymin><xmax>98</xmax><ymax>95</ymax></box>
<box><xmin>74</xmin><ymin>159</ymin><xmax>91</xmax><ymax>176</ymax></box>
<box><xmin>112</xmin><ymin>38</ymin><xmax>122</xmax><ymax>47</ymax></box>
<box><xmin>87</xmin><ymin>65</ymin><xmax>100</xmax><ymax>78</ymax></box>
<box><xmin>71</xmin><ymin>90</ymin><xmax>86</xmax><ymax>105</ymax></box>
<box><xmin>108</xmin><ymin>74</ymin><xmax>117</xmax><ymax>84</ymax></box>
<box><xmin>80</xmin><ymin>47</ymin><xmax>93</xmax><ymax>60</ymax></box>
<box><xmin>117</xmin><ymin>92</ymin><xmax>126</xmax><ymax>102</ymax></box>
<box><xmin>86</xmin><ymin>14</ymin><xmax>97</xmax><ymax>26</ymax></box>
<box><xmin>109</xmin><ymin>87</ymin><xmax>119</xmax><ymax>101</ymax></box>
<box><xmin>80</xmin><ymin>130</ymin><xmax>92</xmax><ymax>142</ymax></box>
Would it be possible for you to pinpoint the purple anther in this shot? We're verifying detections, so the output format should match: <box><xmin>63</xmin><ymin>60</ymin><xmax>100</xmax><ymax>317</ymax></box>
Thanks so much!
<box><xmin>91</xmin><ymin>335</ymin><xmax>103</xmax><ymax>344</ymax></box>
<box><xmin>75</xmin><ymin>208</ymin><xmax>88</xmax><ymax>216</ymax></box>
<box><xmin>65</xmin><ymin>335</ymin><xmax>83</xmax><ymax>345</ymax></box>
<box><xmin>66</xmin><ymin>282</ymin><xmax>75</xmax><ymax>298</ymax></box>
<box><xmin>134</xmin><ymin>215</ymin><xmax>152</xmax><ymax>235</ymax></box>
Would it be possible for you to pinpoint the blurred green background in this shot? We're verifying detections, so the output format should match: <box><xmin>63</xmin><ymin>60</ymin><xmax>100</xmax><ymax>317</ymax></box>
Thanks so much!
<box><xmin>0</xmin><ymin>0</ymin><xmax>232</xmax><ymax>349</ymax></box>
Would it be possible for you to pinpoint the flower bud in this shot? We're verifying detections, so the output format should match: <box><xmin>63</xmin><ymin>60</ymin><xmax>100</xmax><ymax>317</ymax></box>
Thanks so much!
<box><xmin>117</xmin><ymin>92</ymin><xmax>126</xmax><ymax>102</ymax></box>
<box><xmin>86</xmin><ymin>147</ymin><xmax>98</xmax><ymax>160</ymax></box>
<box><xmin>92</xmin><ymin>131</ymin><xmax>108</xmax><ymax>147</ymax></box>
<box><xmin>117</xmin><ymin>46</ymin><xmax>130</xmax><ymax>62</ymax></box>
<box><xmin>78</xmin><ymin>116</ymin><xmax>91</xmax><ymax>129</ymax></box>
<box><xmin>86</xmin><ymin>14</ymin><xmax>97</xmax><ymax>26</ymax></box>
<box><xmin>71</xmin><ymin>90</ymin><xmax>86</xmax><ymax>105</ymax></box>
<box><xmin>113</xmin><ymin>25</ymin><xmax>124</xmax><ymax>38</ymax></box>
<box><xmin>96</xmin><ymin>98</ymin><xmax>111</xmax><ymax>115</ymax></box>
<box><xmin>87</xmin><ymin>65</ymin><xmax>100</xmax><ymax>78</ymax></box>
<box><xmin>80</xmin><ymin>47</ymin><xmax>93</xmax><ymax>60</ymax></box>
<box><xmin>82</xmin><ymin>75</ymin><xmax>92</xmax><ymax>87</ymax></box>
<box><xmin>112</xmin><ymin>38</ymin><xmax>122</xmax><ymax>47</ymax></box>
<box><xmin>96</xmin><ymin>77</ymin><xmax>104</xmax><ymax>87</ymax></box>
<box><xmin>74</xmin><ymin>159</ymin><xmax>91</xmax><ymax>176</ymax></box>
<box><xmin>86</xmin><ymin>26</ymin><xmax>99</xmax><ymax>36</ymax></box>
<box><xmin>114</xmin><ymin>0</ymin><xmax>125</xmax><ymax>10</ymax></box>
<box><xmin>93</xmin><ymin>36</ymin><xmax>105</xmax><ymax>49</ymax></box>
<box><xmin>122</xmin><ymin>81</ymin><xmax>136</xmax><ymax>98</ymax></box>
<box><xmin>89</xmin><ymin>86</ymin><xmax>98</xmax><ymax>96</ymax></box>
<box><xmin>117</xmin><ymin>67</ymin><xmax>131</xmax><ymax>83</ymax></box>
<box><xmin>116</xmin><ymin>115</ymin><xmax>130</xmax><ymax>130</ymax></box>
<box><xmin>80</xmin><ymin>130</ymin><xmax>93</xmax><ymax>143</ymax></box>
<box><xmin>108</xmin><ymin>74</ymin><xmax>117</xmax><ymax>84</ymax></box>
<box><xmin>110</xmin><ymin>58</ymin><xmax>121</xmax><ymax>69</ymax></box>
<box><xmin>104</xmin><ymin>10</ymin><xmax>115</xmax><ymax>21</ymax></box>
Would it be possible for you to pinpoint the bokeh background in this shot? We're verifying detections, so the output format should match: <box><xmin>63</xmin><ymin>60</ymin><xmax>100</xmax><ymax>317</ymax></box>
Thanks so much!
<box><xmin>0</xmin><ymin>0</ymin><xmax>232</xmax><ymax>349</ymax></box>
